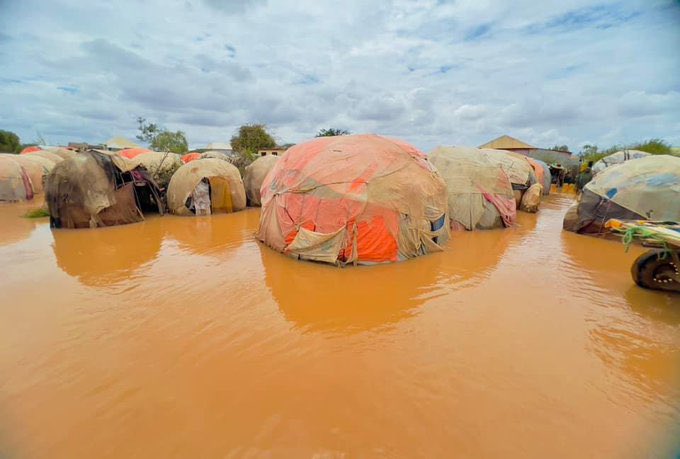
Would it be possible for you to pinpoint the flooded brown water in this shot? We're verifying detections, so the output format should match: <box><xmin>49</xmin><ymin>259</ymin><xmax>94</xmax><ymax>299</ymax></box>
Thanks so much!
<box><xmin>1</xmin><ymin>194</ymin><xmax>679</xmax><ymax>458</ymax></box>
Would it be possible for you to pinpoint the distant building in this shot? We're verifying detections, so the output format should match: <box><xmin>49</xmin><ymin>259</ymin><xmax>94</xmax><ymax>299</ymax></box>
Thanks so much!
<box><xmin>68</xmin><ymin>142</ymin><xmax>105</xmax><ymax>151</ymax></box>
<box><xmin>205</xmin><ymin>142</ymin><xmax>232</xmax><ymax>152</ymax></box>
<box><xmin>258</xmin><ymin>147</ymin><xmax>287</xmax><ymax>157</ymax></box>
<box><xmin>479</xmin><ymin>135</ymin><xmax>572</xmax><ymax>160</ymax></box>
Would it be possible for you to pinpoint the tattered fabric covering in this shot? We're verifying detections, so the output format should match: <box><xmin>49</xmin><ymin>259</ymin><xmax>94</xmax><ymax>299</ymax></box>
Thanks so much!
<box><xmin>244</xmin><ymin>154</ymin><xmax>279</xmax><ymax>206</ymax></box>
<box><xmin>30</xmin><ymin>150</ymin><xmax>63</xmax><ymax>165</ymax></box>
<box><xmin>584</xmin><ymin>155</ymin><xmax>680</xmax><ymax>221</ymax></box>
<box><xmin>46</xmin><ymin>150</ymin><xmax>160</xmax><ymax>228</ymax></box>
<box><xmin>479</xmin><ymin>148</ymin><xmax>536</xmax><ymax>186</ymax></box>
<box><xmin>20</xmin><ymin>146</ymin><xmax>42</xmax><ymax>155</ymax></box>
<box><xmin>181</xmin><ymin>152</ymin><xmax>202</xmax><ymax>164</ymax></box>
<box><xmin>43</xmin><ymin>147</ymin><xmax>76</xmax><ymax>160</ymax></box>
<box><xmin>2</xmin><ymin>154</ymin><xmax>52</xmax><ymax>194</ymax></box>
<box><xmin>167</xmin><ymin>158</ymin><xmax>246</xmax><ymax>215</ymax></box>
<box><xmin>123</xmin><ymin>151</ymin><xmax>182</xmax><ymax>187</ymax></box>
<box><xmin>258</xmin><ymin>134</ymin><xmax>450</xmax><ymax>265</ymax></box>
<box><xmin>429</xmin><ymin>146</ymin><xmax>516</xmax><ymax>230</ymax></box>
<box><xmin>532</xmin><ymin>158</ymin><xmax>552</xmax><ymax>195</ymax></box>
<box><xmin>519</xmin><ymin>183</ymin><xmax>542</xmax><ymax>213</ymax></box>
<box><xmin>201</xmin><ymin>150</ymin><xmax>233</xmax><ymax>161</ymax></box>
<box><xmin>592</xmin><ymin>150</ymin><xmax>650</xmax><ymax>174</ymax></box>
<box><xmin>563</xmin><ymin>190</ymin><xmax>642</xmax><ymax>234</ymax></box>
<box><xmin>0</xmin><ymin>156</ymin><xmax>33</xmax><ymax>201</ymax></box>
<box><xmin>119</xmin><ymin>148</ymin><xmax>153</xmax><ymax>159</ymax></box>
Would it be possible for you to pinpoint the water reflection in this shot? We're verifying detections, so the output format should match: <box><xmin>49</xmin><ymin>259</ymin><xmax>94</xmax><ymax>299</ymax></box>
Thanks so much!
<box><xmin>260</xmin><ymin>244</ymin><xmax>442</xmax><ymax>334</ymax></box>
<box><xmin>561</xmin><ymin>225</ymin><xmax>680</xmax><ymax>408</ymax></box>
<box><xmin>52</xmin><ymin>219</ymin><xmax>164</xmax><ymax>287</ymax></box>
<box><xmin>260</xmin><ymin>215</ymin><xmax>533</xmax><ymax>333</ymax></box>
<box><xmin>164</xmin><ymin>210</ymin><xmax>259</xmax><ymax>257</ymax></box>
<box><xmin>0</xmin><ymin>202</ymin><xmax>42</xmax><ymax>247</ymax></box>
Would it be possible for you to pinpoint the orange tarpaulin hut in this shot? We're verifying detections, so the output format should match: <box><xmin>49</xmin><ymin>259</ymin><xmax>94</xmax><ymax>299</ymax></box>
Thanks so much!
<box><xmin>257</xmin><ymin>134</ymin><xmax>449</xmax><ymax>265</ymax></box>
<box><xmin>181</xmin><ymin>152</ymin><xmax>202</xmax><ymax>164</ymax></box>
<box><xmin>119</xmin><ymin>148</ymin><xmax>153</xmax><ymax>159</ymax></box>
<box><xmin>20</xmin><ymin>146</ymin><xmax>42</xmax><ymax>155</ymax></box>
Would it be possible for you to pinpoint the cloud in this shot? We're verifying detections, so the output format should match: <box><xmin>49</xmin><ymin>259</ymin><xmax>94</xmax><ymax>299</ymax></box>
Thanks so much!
<box><xmin>0</xmin><ymin>0</ymin><xmax>678</xmax><ymax>150</ymax></box>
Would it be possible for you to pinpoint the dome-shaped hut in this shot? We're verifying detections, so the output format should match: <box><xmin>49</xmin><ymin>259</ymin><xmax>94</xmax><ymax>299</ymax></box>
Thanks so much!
<box><xmin>0</xmin><ymin>156</ymin><xmax>33</xmax><ymax>201</ymax></box>
<box><xmin>592</xmin><ymin>150</ymin><xmax>650</xmax><ymax>175</ymax></box>
<box><xmin>46</xmin><ymin>150</ymin><xmax>163</xmax><ymax>228</ymax></box>
<box><xmin>429</xmin><ymin>146</ymin><xmax>516</xmax><ymax>230</ymax></box>
<box><xmin>563</xmin><ymin>155</ymin><xmax>680</xmax><ymax>234</ymax></box>
<box><xmin>243</xmin><ymin>154</ymin><xmax>279</xmax><ymax>206</ymax></box>
<box><xmin>167</xmin><ymin>158</ymin><xmax>246</xmax><ymax>216</ymax></box>
<box><xmin>258</xmin><ymin>134</ymin><xmax>449</xmax><ymax>265</ymax></box>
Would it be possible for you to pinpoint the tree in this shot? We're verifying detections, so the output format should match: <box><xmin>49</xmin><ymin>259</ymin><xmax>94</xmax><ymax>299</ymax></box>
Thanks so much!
<box><xmin>151</xmin><ymin>131</ymin><xmax>188</xmax><ymax>154</ymax></box>
<box><xmin>136</xmin><ymin>117</ymin><xmax>161</xmax><ymax>143</ymax></box>
<box><xmin>0</xmin><ymin>130</ymin><xmax>21</xmax><ymax>153</ymax></box>
<box><xmin>316</xmin><ymin>128</ymin><xmax>350</xmax><ymax>137</ymax></box>
<box><xmin>135</xmin><ymin>117</ymin><xmax>188</xmax><ymax>153</ymax></box>
<box><xmin>550</xmin><ymin>144</ymin><xmax>569</xmax><ymax>152</ymax></box>
<box><xmin>230</xmin><ymin>124</ymin><xmax>276</xmax><ymax>155</ymax></box>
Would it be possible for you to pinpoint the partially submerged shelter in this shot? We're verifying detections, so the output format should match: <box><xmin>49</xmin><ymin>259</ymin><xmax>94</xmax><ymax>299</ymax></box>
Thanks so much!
<box><xmin>166</xmin><ymin>158</ymin><xmax>246</xmax><ymax>216</ymax></box>
<box><xmin>257</xmin><ymin>134</ymin><xmax>449</xmax><ymax>265</ymax></box>
<box><xmin>563</xmin><ymin>155</ymin><xmax>680</xmax><ymax>234</ymax></box>
<box><xmin>243</xmin><ymin>154</ymin><xmax>279</xmax><ymax>207</ymax></box>
<box><xmin>592</xmin><ymin>150</ymin><xmax>650</xmax><ymax>175</ymax></box>
<box><xmin>46</xmin><ymin>150</ymin><xmax>163</xmax><ymax>229</ymax></box>
<box><xmin>2</xmin><ymin>154</ymin><xmax>53</xmax><ymax>193</ymax></box>
<box><xmin>429</xmin><ymin>146</ymin><xmax>516</xmax><ymax>230</ymax></box>
<box><xmin>124</xmin><ymin>151</ymin><xmax>182</xmax><ymax>189</ymax></box>
<box><xmin>0</xmin><ymin>156</ymin><xmax>33</xmax><ymax>201</ymax></box>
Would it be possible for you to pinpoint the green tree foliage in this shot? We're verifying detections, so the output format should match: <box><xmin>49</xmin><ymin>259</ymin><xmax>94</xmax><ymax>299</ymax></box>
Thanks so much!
<box><xmin>230</xmin><ymin>124</ymin><xmax>276</xmax><ymax>155</ymax></box>
<box><xmin>151</xmin><ymin>131</ymin><xmax>188</xmax><ymax>154</ymax></box>
<box><xmin>0</xmin><ymin>130</ymin><xmax>21</xmax><ymax>153</ymax></box>
<box><xmin>136</xmin><ymin>117</ymin><xmax>161</xmax><ymax>143</ymax></box>
<box><xmin>136</xmin><ymin>117</ymin><xmax>188</xmax><ymax>153</ymax></box>
<box><xmin>627</xmin><ymin>138</ymin><xmax>671</xmax><ymax>155</ymax></box>
<box><xmin>316</xmin><ymin>128</ymin><xmax>350</xmax><ymax>137</ymax></box>
<box><xmin>549</xmin><ymin>144</ymin><xmax>569</xmax><ymax>152</ymax></box>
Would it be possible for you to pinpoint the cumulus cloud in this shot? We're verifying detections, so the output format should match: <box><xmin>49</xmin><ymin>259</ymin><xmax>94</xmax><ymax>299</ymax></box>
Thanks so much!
<box><xmin>0</xmin><ymin>0</ymin><xmax>678</xmax><ymax>150</ymax></box>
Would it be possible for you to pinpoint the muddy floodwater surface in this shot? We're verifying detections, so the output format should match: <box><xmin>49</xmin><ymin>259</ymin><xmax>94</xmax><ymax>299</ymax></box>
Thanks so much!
<box><xmin>0</xmin><ymin>194</ymin><xmax>679</xmax><ymax>457</ymax></box>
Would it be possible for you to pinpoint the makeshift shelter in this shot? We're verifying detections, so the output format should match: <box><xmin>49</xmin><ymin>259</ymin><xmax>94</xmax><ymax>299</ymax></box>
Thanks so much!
<box><xmin>31</xmin><ymin>150</ymin><xmax>63</xmax><ymax>165</ymax></box>
<box><xmin>563</xmin><ymin>155</ymin><xmax>680</xmax><ymax>234</ymax></box>
<box><xmin>0</xmin><ymin>156</ymin><xmax>34</xmax><ymax>201</ymax></box>
<box><xmin>243</xmin><ymin>154</ymin><xmax>279</xmax><ymax>207</ymax></box>
<box><xmin>124</xmin><ymin>151</ymin><xmax>182</xmax><ymax>188</ymax></box>
<box><xmin>181</xmin><ymin>152</ymin><xmax>202</xmax><ymax>164</ymax></box>
<box><xmin>201</xmin><ymin>150</ymin><xmax>233</xmax><ymax>161</ymax></box>
<box><xmin>479</xmin><ymin>148</ymin><xmax>536</xmax><ymax>207</ymax></box>
<box><xmin>46</xmin><ymin>150</ymin><xmax>163</xmax><ymax>229</ymax></box>
<box><xmin>166</xmin><ymin>158</ymin><xmax>246</xmax><ymax>216</ymax></box>
<box><xmin>2</xmin><ymin>154</ymin><xmax>53</xmax><ymax>193</ymax></box>
<box><xmin>42</xmin><ymin>147</ymin><xmax>75</xmax><ymax>160</ymax></box>
<box><xmin>20</xmin><ymin>146</ymin><xmax>42</xmax><ymax>155</ymax></box>
<box><xmin>257</xmin><ymin>134</ymin><xmax>449</xmax><ymax>265</ymax></box>
<box><xmin>119</xmin><ymin>148</ymin><xmax>153</xmax><ymax>160</ymax></box>
<box><xmin>429</xmin><ymin>146</ymin><xmax>516</xmax><ymax>230</ymax></box>
<box><xmin>592</xmin><ymin>150</ymin><xmax>650</xmax><ymax>175</ymax></box>
<box><xmin>532</xmin><ymin>158</ymin><xmax>552</xmax><ymax>195</ymax></box>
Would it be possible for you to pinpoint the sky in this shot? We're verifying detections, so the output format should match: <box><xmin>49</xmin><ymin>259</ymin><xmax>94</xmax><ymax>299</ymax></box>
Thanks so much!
<box><xmin>0</xmin><ymin>0</ymin><xmax>679</xmax><ymax>152</ymax></box>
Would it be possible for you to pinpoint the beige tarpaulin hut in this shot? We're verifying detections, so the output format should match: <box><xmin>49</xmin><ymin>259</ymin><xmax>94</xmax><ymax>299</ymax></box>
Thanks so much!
<box><xmin>166</xmin><ymin>158</ymin><xmax>246</xmax><ymax>216</ymax></box>
<box><xmin>1</xmin><ymin>154</ymin><xmax>53</xmax><ymax>193</ymax></box>
<box><xmin>46</xmin><ymin>150</ymin><xmax>163</xmax><ymax>228</ymax></box>
<box><xmin>0</xmin><ymin>156</ymin><xmax>33</xmax><ymax>201</ymax></box>
<box><xmin>592</xmin><ymin>150</ymin><xmax>650</xmax><ymax>174</ymax></box>
<box><xmin>124</xmin><ymin>151</ymin><xmax>182</xmax><ymax>188</ymax></box>
<box><xmin>429</xmin><ymin>146</ymin><xmax>516</xmax><ymax>230</ymax></box>
<box><xmin>244</xmin><ymin>154</ymin><xmax>279</xmax><ymax>206</ymax></box>
<box><xmin>564</xmin><ymin>155</ymin><xmax>680</xmax><ymax>234</ymax></box>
